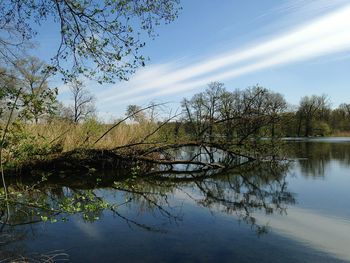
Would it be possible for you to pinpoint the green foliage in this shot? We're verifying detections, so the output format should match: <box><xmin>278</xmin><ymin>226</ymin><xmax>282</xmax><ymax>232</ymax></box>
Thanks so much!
<box><xmin>0</xmin><ymin>184</ymin><xmax>111</xmax><ymax>225</ymax></box>
<box><xmin>15</xmin><ymin>57</ymin><xmax>59</xmax><ymax>123</ymax></box>
<box><xmin>19</xmin><ymin>87</ymin><xmax>58</xmax><ymax>122</ymax></box>
<box><xmin>313</xmin><ymin>121</ymin><xmax>332</xmax><ymax>136</ymax></box>
<box><xmin>1</xmin><ymin>58</ymin><xmax>59</xmax><ymax>124</ymax></box>
<box><xmin>279</xmin><ymin>95</ymin><xmax>350</xmax><ymax>137</ymax></box>
<box><xmin>58</xmin><ymin>190</ymin><xmax>109</xmax><ymax>222</ymax></box>
<box><xmin>82</xmin><ymin>118</ymin><xmax>103</xmax><ymax>133</ymax></box>
<box><xmin>3</xmin><ymin>122</ymin><xmax>63</xmax><ymax>167</ymax></box>
<box><xmin>131</xmin><ymin>162</ymin><xmax>141</xmax><ymax>177</ymax></box>
<box><xmin>78</xmin><ymin>118</ymin><xmax>105</xmax><ymax>145</ymax></box>
<box><xmin>0</xmin><ymin>69</ymin><xmax>21</xmax><ymax>119</ymax></box>
<box><xmin>0</xmin><ymin>0</ymin><xmax>181</xmax><ymax>83</ymax></box>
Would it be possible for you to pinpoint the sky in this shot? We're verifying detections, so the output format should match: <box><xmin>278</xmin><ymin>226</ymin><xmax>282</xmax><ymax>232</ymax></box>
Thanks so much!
<box><xmin>32</xmin><ymin>0</ymin><xmax>350</xmax><ymax>120</ymax></box>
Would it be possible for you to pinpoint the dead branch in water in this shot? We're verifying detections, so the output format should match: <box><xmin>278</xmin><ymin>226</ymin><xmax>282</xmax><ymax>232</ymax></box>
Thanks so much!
<box><xmin>3</xmin><ymin>139</ymin><xmax>257</xmax><ymax>178</ymax></box>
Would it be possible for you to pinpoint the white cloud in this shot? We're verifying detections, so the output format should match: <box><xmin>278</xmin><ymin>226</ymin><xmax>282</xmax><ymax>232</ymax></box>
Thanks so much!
<box><xmin>131</xmin><ymin>29</ymin><xmax>350</xmax><ymax>102</ymax></box>
<box><xmin>97</xmin><ymin>3</ymin><xmax>350</xmax><ymax>108</ymax></box>
<box><xmin>72</xmin><ymin>218</ymin><xmax>102</xmax><ymax>241</ymax></box>
<box><xmin>258</xmin><ymin>0</ymin><xmax>349</xmax><ymax>19</ymax></box>
<box><xmin>255</xmin><ymin>207</ymin><xmax>350</xmax><ymax>261</ymax></box>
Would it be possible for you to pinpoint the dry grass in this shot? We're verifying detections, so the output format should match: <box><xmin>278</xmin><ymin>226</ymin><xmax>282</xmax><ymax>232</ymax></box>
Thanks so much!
<box><xmin>330</xmin><ymin>130</ymin><xmax>350</xmax><ymax>137</ymax></box>
<box><xmin>24</xmin><ymin>120</ymin><xmax>163</xmax><ymax>152</ymax></box>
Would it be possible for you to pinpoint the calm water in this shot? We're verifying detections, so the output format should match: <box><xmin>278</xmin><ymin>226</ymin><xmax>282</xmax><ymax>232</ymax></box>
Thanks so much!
<box><xmin>1</xmin><ymin>139</ymin><xmax>350</xmax><ymax>262</ymax></box>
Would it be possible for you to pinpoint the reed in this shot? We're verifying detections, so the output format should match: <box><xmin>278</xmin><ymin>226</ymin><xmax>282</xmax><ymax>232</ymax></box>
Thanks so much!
<box><xmin>23</xmin><ymin>119</ymin><xmax>162</xmax><ymax>152</ymax></box>
<box><xmin>330</xmin><ymin>130</ymin><xmax>350</xmax><ymax>137</ymax></box>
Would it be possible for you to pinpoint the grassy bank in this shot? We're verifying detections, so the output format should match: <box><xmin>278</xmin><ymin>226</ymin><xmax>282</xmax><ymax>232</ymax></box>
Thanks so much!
<box><xmin>1</xmin><ymin>118</ymin><xmax>194</xmax><ymax>176</ymax></box>
<box><xmin>23</xmin><ymin>119</ymin><xmax>166</xmax><ymax>151</ymax></box>
<box><xmin>330</xmin><ymin>131</ymin><xmax>350</xmax><ymax>137</ymax></box>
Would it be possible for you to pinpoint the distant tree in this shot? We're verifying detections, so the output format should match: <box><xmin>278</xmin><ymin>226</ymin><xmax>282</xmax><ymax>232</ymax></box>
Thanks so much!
<box><xmin>218</xmin><ymin>89</ymin><xmax>237</xmax><ymax>140</ymax></box>
<box><xmin>16</xmin><ymin>57</ymin><xmax>58</xmax><ymax>123</ymax></box>
<box><xmin>54</xmin><ymin>101</ymin><xmax>72</xmax><ymax>121</ymax></box>
<box><xmin>339</xmin><ymin>103</ymin><xmax>350</xmax><ymax>117</ymax></box>
<box><xmin>69</xmin><ymin>80</ymin><xmax>96</xmax><ymax>123</ymax></box>
<box><xmin>181</xmin><ymin>93</ymin><xmax>207</xmax><ymax>139</ymax></box>
<box><xmin>204</xmin><ymin>82</ymin><xmax>225</xmax><ymax>140</ymax></box>
<box><xmin>182</xmin><ymin>83</ymin><xmax>286</xmax><ymax>142</ymax></box>
<box><xmin>297</xmin><ymin>95</ymin><xmax>330</xmax><ymax>136</ymax></box>
<box><xmin>0</xmin><ymin>58</ymin><xmax>58</xmax><ymax>123</ymax></box>
<box><xmin>126</xmin><ymin>104</ymin><xmax>147</xmax><ymax>123</ymax></box>
<box><xmin>148</xmin><ymin>101</ymin><xmax>158</xmax><ymax>123</ymax></box>
<box><xmin>0</xmin><ymin>68</ymin><xmax>19</xmax><ymax>121</ymax></box>
<box><xmin>330</xmin><ymin>103</ymin><xmax>350</xmax><ymax>131</ymax></box>
<box><xmin>265</xmin><ymin>91</ymin><xmax>287</xmax><ymax>138</ymax></box>
<box><xmin>234</xmin><ymin>86</ymin><xmax>286</xmax><ymax>142</ymax></box>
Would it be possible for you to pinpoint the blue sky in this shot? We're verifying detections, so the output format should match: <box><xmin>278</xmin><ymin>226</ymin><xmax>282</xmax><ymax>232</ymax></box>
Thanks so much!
<box><xmin>32</xmin><ymin>0</ymin><xmax>350</xmax><ymax>120</ymax></box>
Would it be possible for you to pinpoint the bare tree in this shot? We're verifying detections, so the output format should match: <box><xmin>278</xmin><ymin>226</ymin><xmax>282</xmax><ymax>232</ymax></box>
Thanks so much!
<box><xmin>69</xmin><ymin>80</ymin><xmax>95</xmax><ymax>123</ymax></box>
<box><xmin>126</xmin><ymin>104</ymin><xmax>147</xmax><ymax>123</ymax></box>
<box><xmin>339</xmin><ymin>103</ymin><xmax>350</xmax><ymax>117</ymax></box>
<box><xmin>297</xmin><ymin>95</ymin><xmax>330</xmax><ymax>137</ymax></box>
<box><xmin>0</xmin><ymin>68</ymin><xmax>18</xmax><ymax>121</ymax></box>
<box><xmin>182</xmin><ymin>84</ymin><xmax>287</xmax><ymax>144</ymax></box>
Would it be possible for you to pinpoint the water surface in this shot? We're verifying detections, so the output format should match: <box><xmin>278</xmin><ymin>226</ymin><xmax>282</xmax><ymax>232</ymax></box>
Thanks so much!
<box><xmin>1</xmin><ymin>138</ymin><xmax>350</xmax><ymax>262</ymax></box>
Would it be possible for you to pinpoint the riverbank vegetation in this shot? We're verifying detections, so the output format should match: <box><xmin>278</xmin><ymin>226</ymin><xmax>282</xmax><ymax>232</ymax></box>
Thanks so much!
<box><xmin>1</xmin><ymin>0</ymin><xmax>349</xmax><ymax>178</ymax></box>
<box><xmin>1</xmin><ymin>70</ymin><xmax>350</xmax><ymax>176</ymax></box>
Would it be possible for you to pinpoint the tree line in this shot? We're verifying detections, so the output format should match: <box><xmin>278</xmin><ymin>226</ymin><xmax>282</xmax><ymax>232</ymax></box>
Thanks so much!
<box><xmin>2</xmin><ymin>64</ymin><xmax>349</xmax><ymax>139</ymax></box>
<box><xmin>128</xmin><ymin>82</ymin><xmax>350</xmax><ymax>139</ymax></box>
<box><xmin>284</xmin><ymin>95</ymin><xmax>350</xmax><ymax>137</ymax></box>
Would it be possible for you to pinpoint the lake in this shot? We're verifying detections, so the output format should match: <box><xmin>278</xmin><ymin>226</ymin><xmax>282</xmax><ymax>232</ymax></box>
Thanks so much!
<box><xmin>1</xmin><ymin>138</ymin><xmax>350</xmax><ymax>262</ymax></box>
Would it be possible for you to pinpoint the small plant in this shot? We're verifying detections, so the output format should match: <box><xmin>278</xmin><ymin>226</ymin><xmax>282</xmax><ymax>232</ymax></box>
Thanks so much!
<box><xmin>131</xmin><ymin>162</ymin><xmax>141</xmax><ymax>177</ymax></box>
<box><xmin>3</xmin><ymin>122</ymin><xmax>63</xmax><ymax>167</ymax></box>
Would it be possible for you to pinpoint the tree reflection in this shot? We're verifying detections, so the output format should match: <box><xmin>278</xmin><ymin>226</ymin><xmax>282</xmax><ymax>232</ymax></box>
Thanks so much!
<box><xmin>3</xmin><ymin>161</ymin><xmax>294</xmax><ymax>230</ymax></box>
<box><xmin>169</xmin><ymin>160</ymin><xmax>294</xmax><ymax>234</ymax></box>
<box><xmin>2</xmin><ymin>141</ymin><xmax>349</xmax><ymax>259</ymax></box>
<box><xmin>0</xmin><ymin>158</ymin><xmax>295</xmax><ymax>258</ymax></box>
<box><xmin>286</xmin><ymin>141</ymin><xmax>350</xmax><ymax>177</ymax></box>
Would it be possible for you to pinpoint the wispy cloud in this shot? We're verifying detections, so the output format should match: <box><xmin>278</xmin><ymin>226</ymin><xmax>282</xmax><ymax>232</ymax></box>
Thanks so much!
<box><xmin>97</xmin><ymin>3</ymin><xmax>350</xmax><ymax>108</ymax></box>
<box><xmin>256</xmin><ymin>0</ymin><xmax>349</xmax><ymax>20</ymax></box>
